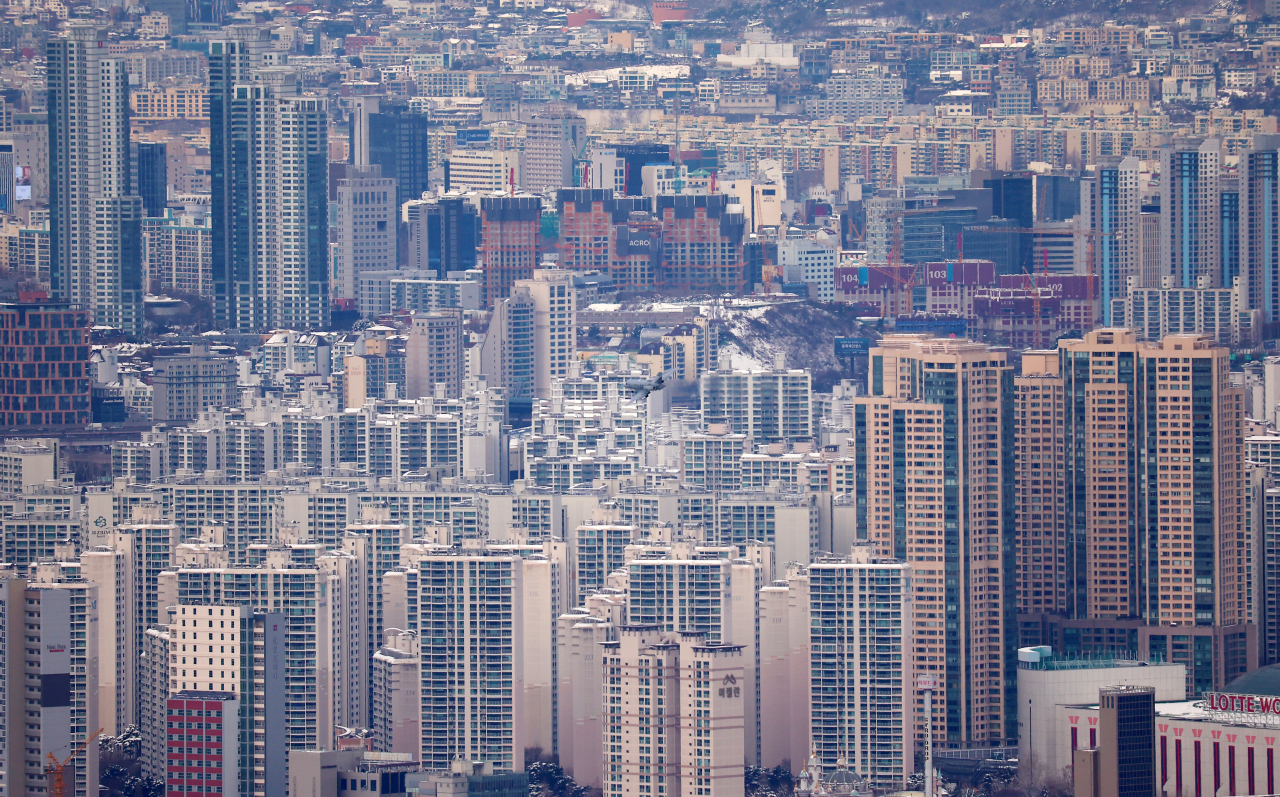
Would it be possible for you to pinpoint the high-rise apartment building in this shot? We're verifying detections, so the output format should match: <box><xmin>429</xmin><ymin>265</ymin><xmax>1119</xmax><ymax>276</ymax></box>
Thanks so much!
<box><xmin>837</xmin><ymin>335</ymin><xmax>1016</xmax><ymax>746</ymax></box>
<box><xmin>166</xmin><ymin>556</ymin><xmax>357</xmax><ymax>757</ymax></box>
<box><xmin>523</xmin><ymin>111</ymin><xmax>585</xmax><ymax>193</ymax></box>
<box><xmin>1241</xmin><ymin>135</ymin><xmax>1280</xmax><ymax>321</ymax></box>
<box><xmin>1016</xmin><ymin>329</ymin><xmax>1250</xmax><ymax>694</ymax></box>
<box><xmin>479</xmin><ymin>195</ymin><xmax>540</xmax><ymax>306</ymax></box>
<box><xmin>139</xmin><ymin>625</ymin><xmax>172</xmax><ymax>779</ymax></box>
<box><xmin>656</xmin><ymin>195</ymin><xmax>746</xmax><ymax>293</ymax></box>
<box><xmin>332</xmin><ymin>169</ymin><xmax>397</xmax><ymax>303</ymax></box>
<box><xmin>1080</xmin><ymin>156</ymin><xmax>1140</xmax><ymax>323</ymax></box>
<box><xmin>1221</xmin><ymin>177</ymin><xmax>1241</xmax><ymax>290</ymax></box>
<box><xmin>1139</xmin><ymin>205</ymin><xmax>1162</xmax><ymax>288</ymax></box>
<box><xmin>209</xmin><ymin>28</ymin><xmax>327</xmax><ymax>330</ymax></box>
<box><xmin>371</xmin><ymin>629</ymin><xmax>420</xmax><ymax>757</ymax></box>
<box><xmin>556</xmin><ymin>189</ymin><xmax>652</xmax><ymax>272</ymax></box>
<box><xmin>163</xmin><ymin>605</ymin><xmax>289</xmax><ymax>797</ymax></box>
<box><xmin>405</xmin><ymin>309</ymin><xmax>463</xmax><ymax>399</ymax></box>
<box><xmin>1015</xmin><ymin>351</ymin><xmax>1071</xmax><ymax>617</ymax></box>
<box><xmin>165</xmin><ymin>691</ymin><xmax>241</xmax><ymax>797</ymax></box>
<box><xmin>209</xmin><ymin>25</ymin><xmax>274</xmax><ymax>328</ymax></box>
<box><xmin>0</xmin><ymin>566</ymin><xmax>102</xmax><ymax>797</ymax></box>
<box><xmin>406</xmin><ymin>551</ymin><xmax>531</xmax><ymax>772</ymax></box>
<box><xmin>699</xmin><ymin>362</ymin><xmax>812</xmax><ymax>442</ymax></box>
<box><xmin>601</xmin><ymin>626</ymin><xmax>747</xmax><ymax>797</ymax></box>
<box><xmin>625</xmin><ymin>551</ymin><xmax>761</xmax><ymax>765</ymax></box>
<box><xmin>808</xmin><ymin>550</ymin><xmax>914</xmax><ymax>787</ymax></box>
<box><xmin>143</xmin><ymin>209</ymin><xmax>213</xmax><ymax>297</ymax></box>
<box><xmin>515</xmin><ymin>269</ymin><xmax>577</xmax><ymax>399</ymax></box>
<box><xmin>758</xmin><ymin>569</ymin><xmax>809</xmax><ymax>772</ymax></box>
<box><xmin>151</xmin><ymin>344</ymin><xmax>238</xmax><ymax>422</ymax></box>
<box><xmin>557</xmin><ymin>593</ymin><xmax>626</xmax><ymax>786</ymax></box>
<box><xmin>479</xmin><ymin>289</ymin><xmax>535</xmax><ymax>399</ymax></box>
<box><xmin>1161</xmin><ymin>139</ymin><xmax>1222</xmax><ymax>288</ymax></box>
<box><xmin>80</xmin><ymin>541</ymin><xmax>138</xmax><ymax>735</ymax></box>
<box><xmin>47</xmin><ymin>23</ymin><xmax>144</xmax><ymax>335</ymax></box>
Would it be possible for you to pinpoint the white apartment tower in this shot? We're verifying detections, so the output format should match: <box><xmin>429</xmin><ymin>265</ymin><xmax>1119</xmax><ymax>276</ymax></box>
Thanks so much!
<box><xmin>523</xmin><ymin>111</ymin><xmax>586</xmax><ymax>193</ymax></box>
<box><xmin>557</xmin><ymin>592</ymin><xmax>627</xmax><ymax>786</ymax></box>
<box><xmin>515</xmin><ymin>269</ymin><xmax>578</xmax><ymax>399</ymax></box>
<box><xmin>79</xmin><ymin>542</ymin><xmax>138</xmax><ymax>735</ymax></box>
<box><xmin>601</xmin><ymin>626</ymin><xmax>746</xmax><ymax>797</ymax></box>
<box><xmin>0</xmin><ymin>567</ymin><xmax>102</xmax><ymax>797</ymax></box>
<box><xmin>47</xmin><ymin>23</ymin><xmax>144</xmax><ymax>334</ymax></box>
<box><xmin>371</xmin><ymin>629</ymin><xmax>420</xmax><ymax>757</ymax></box>
<box><xmin>409</xmin><ymin>551</ymin><xmax>529</xmax><ymax>771</ymax></box>
<box><xmin>332</xmin><ymin>170</ymin><xmax>397</xmax><ymax>302</ymax></box>
<box><xmin>406</xmin><ymin>309</ymin><xmax>463</xmax><ymax>399</ymax></box>
<box><xmin>758</xmin><ymin>570</ymin><xmax>810</xmax><ymax>771</ymax></box>
<box><xmin>807</xmin><ymin>551</ymin><xmax>914</xmax><ymax>788</ymax></box>
<box><xmin>626</xmin><ymin>554</ymin><xmax>761</xmax><ymax>766</ymax></box>
<box><xmin>700</xmin><ymin>361</ymin><xmax>813</xmax><ymax>442</ymax></box>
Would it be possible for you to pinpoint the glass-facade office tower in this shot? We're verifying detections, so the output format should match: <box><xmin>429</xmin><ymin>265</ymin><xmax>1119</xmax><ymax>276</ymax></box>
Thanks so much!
<box><xmin>134</xmin><ymin>141</ymin><xmax>168</xmax><ymax>218</ymax></box>
<box><xmin>350</xmin><ymin>99</ymin><xmax>437</xmax><ymax>210</ymax></box>
<box><xmin>48</xmin><ymin>23</ymin><xmax>144</xmax><ymax>335</ymax></box>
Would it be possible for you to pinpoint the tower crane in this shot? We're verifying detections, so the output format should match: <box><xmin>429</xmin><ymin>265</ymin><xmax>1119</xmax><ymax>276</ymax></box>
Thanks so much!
<box><xmin>964</xmin><ymin>225</ymin><xmax>1119</xmax><ymax>327</ymax></box>
<box><xmin>46</xmin><ymin>728</ymin><xmax>103</xmax><ymax>797</ymax></box>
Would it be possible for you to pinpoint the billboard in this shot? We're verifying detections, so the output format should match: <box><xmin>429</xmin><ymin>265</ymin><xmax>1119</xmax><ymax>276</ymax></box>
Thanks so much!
<box><xmin>834</xmin><ymin>337</ymin><xmax>871</xmax><ymax>358</ymax></box>
<box><xmin>15</xmin><ymin>166</ymin><xmax>31</xmax><ymax>201</ymax></box>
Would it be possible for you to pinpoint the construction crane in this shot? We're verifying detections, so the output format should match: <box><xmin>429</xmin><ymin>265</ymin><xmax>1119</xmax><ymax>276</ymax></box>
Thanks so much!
<box><xmin>860</xmin><ymin>207</ymin><xmax>944</xmax><ymax>316</ymax></box>
<box><xmin>46</xmin><ymin>727</ymin><xmax>103</xmax><ymax>797</ymax></box>
<box><xmin>964</xmin><ymin>225</ymin><xmax>1119</xmax><ymax>323</ymax></box>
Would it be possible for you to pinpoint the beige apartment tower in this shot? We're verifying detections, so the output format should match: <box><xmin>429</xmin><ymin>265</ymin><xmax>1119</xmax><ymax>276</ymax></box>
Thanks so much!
<box><xmin>848</xmin><ymin>335</ymin><xmax>1016</xmax><ymax>747</ymax></box>
<box><xmin>1016</xmin><ymin>329</ymin><xmax>1251</xmax><ymax>692</ymax></box>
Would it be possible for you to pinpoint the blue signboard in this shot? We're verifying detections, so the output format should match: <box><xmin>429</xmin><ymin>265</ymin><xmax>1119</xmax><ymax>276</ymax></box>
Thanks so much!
<box><xmin>834</xmin><ymin>337</ymin><xmax>872</xmax><ymax>358</ymax></box>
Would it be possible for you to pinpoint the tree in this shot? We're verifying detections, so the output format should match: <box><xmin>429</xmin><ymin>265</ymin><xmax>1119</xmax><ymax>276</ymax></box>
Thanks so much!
<box><xmin>526</xmin><ymin>760</ymin><xmax>594</xmax><ymax>797</ymax></box>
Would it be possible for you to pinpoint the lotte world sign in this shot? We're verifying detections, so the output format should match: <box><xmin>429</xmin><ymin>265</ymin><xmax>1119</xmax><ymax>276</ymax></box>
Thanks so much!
<box><xmin>1201</xmin><ymin>693</ymin><xmax>1280</xmax><ymax>728</ymax></box>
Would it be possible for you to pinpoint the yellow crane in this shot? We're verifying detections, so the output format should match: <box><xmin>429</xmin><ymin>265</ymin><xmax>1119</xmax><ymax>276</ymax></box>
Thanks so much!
<box><xmin>47</xmin><ymin>727</ymin><xmax>103</xmax><ymax>797</ymax></box>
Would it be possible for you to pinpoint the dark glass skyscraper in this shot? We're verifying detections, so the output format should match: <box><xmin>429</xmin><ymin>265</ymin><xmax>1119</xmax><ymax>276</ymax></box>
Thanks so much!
<box><xmin>209</xmin><ymin>25</ymin><xmax>271</xmax><ymax>329</ymax></box>
<box><xmin>134</xmin><ymin>141</ymin><xmax>168</xmax><ymax>218</ymax></box>
<box><xmin>351</xmin><ymin>102</ymin><xmax>436</xmax><ymax>210</ymax></box>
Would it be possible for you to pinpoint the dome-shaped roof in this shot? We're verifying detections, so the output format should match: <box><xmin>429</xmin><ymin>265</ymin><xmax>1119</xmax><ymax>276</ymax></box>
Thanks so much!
<box><xmin>1225</xmin><ymin>663</ymin><xmax>1280</xmax><ymax>696</ymax></box>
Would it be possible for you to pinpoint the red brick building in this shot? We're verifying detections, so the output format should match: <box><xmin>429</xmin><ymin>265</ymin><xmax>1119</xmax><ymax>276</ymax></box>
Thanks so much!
<box><xmin>479</xmin><ymin>195</ymin><xmax>540</xmax><ymax>306</ymax></box>
<box><xmin>655</xmin><ymin>194</ymin><xmax>746</xmax><ymax>293</ymax></box>
<box><xmin>556</xmin><ymin>189</ymin><xmax>658</xmax><ymax>290</ymax></box>
<box><xmin>0</xmin><ymin>299</ymin><xmax>91</xmax><ymax>428</ymax></box>
<box><xmin>166</xmin><ymin>691</ymin><xmax>239</xmax><ymax>797</ymax></box>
